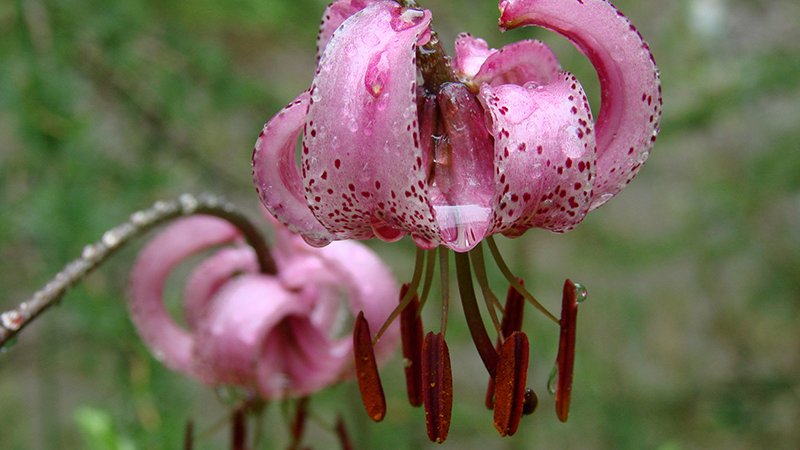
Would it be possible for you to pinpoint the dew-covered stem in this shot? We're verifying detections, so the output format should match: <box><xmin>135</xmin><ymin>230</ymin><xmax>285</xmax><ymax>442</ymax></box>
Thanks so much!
<box><xmin>0</xmin><ymin>193</ymin><xmax>274</xmax><ymax>348</ymax></box>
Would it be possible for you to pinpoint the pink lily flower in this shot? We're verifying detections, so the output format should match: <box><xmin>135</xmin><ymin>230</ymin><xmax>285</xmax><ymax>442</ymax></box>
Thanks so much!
<box><xmin>252</xmin><ymin>0</ymin><xmax>661</xmax><ymax>252</ymax></box>
<box><xmin>127</xmin><ymin>214</ymin><xmax>398</xmax><ymax>399</ymax></box>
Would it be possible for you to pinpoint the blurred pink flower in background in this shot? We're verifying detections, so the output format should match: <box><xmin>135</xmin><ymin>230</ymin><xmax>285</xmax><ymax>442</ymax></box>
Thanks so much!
<box><xmin>127</xmin><ymin>214</ymin><xmax>398</xmax><ymax>399</ymax></box>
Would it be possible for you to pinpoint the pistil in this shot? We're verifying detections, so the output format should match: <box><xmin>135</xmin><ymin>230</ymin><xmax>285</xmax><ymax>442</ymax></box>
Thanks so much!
<box><xmin>454</xmin><ymin>251</ymin><xmax>498</xmax><ymax>377</ymax></box>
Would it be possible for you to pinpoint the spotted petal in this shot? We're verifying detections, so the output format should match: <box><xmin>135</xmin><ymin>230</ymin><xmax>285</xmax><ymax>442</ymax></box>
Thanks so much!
<box><xmin>253</xmin><ymin>92</ymin><xmax>335</xmax><ymax>247</ymax></box>
<box><xmin>499</xmin><ymin>0</ymin><xmax>662</xmax><ymax>209</ymax></box>
<box><xmin>316</xmin><ymin>0</ymin><xmax>379</xmax><ymax>61</ymax></box>
<box><xmin>453</xmin><ymin>34</ymin><xmax>497</xmax><ymax>81</ymax></box>
<box><xmin>472</xmin><ymin>39</ymin><xmax>561</xmax><ymax>88</ymax></box>
<box><xmin>302</xmin><ymin>2</ymin><xmax>440</xmax><ymax>248</ymax></box>
<box><xmin>480</xmin><ymin>73</ymin><xmax>596</xmax><ymax>235</ymax></box>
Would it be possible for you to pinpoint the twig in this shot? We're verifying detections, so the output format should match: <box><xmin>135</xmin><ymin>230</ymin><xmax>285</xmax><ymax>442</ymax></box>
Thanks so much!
<box><xmin>0</xmin><ymin>193</ymin><xmax>274</xmax><ymax>347</ymax></box>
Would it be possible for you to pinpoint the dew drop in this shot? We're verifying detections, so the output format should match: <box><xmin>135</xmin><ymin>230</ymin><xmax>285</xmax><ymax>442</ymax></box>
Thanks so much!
<box><xmin>102</xmin><ymin>230</ymin><xmax>120</xmax><ymax>248</ymax></box>
<box><xmin>81</xmin><ymin>244</ymin><xmax>98</xmax><ymax>261</ymax></box>
<box><xmin>1</xmin><ymin>310</ymin><xmax>24</xmax><ymax>332</ymax></box>
<box><xmin>547</xmin><ymin>364</ymin><xmax>558</xmax><ymax>396</ymax></box>
<box><xmin>573</xmin><ymin>282</ymin><xmax>588</xmax><ymax>303</ymax></box>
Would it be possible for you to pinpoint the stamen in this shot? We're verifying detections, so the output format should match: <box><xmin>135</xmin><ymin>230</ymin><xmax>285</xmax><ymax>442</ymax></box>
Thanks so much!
<box><xmin>289</xmin><ymin>397</ymin><xmax>309</xmax><ymax>447</ymax></box>
<box><xmin>439</xmin><ymin>247</ymin><xmax>450</xmax><ymax>337</ymax></box>
<box><xmin>373</xmin><ymin>247</ymin><xmax>427</xmax><ymax>344</ymax></box>
<box><xmin>555</xmin><ymin>279</ymin><xmax>579</xmax><ymax>423</ymax></box>
<box><xmin>354</xmin><ymin>311</ymin><xmax>387</xmax><ymax>422</ymax></box>
<box><xmin>183</xmin><ymin>419</ymin><xmax>194</xmax><ymax>450</ymax></box>
<box><xmin>421</xmin><ymin>332</ymin><xmax>453</xmax><ymax>443</ymax></box>
<box><xmin>485</xmin><ymin>282</ymin><xmax>526</xmax><ymax>409</ymax></box>
<box><xmin>469</xmin><ymin>243</ymin><xmax>503</xmax><ymax>337</ymax></box>
<box><xmin>418</xmin><ymin>248</ymin><xmax>437</xmax><ymax>311</ymax></box>
<box><xmin>485</xmin><ymin>236</ymin><xmax>559</xmax><ymax>325</ymax></box>
<box><xmin>492</xmin><ymin>331</ymin><xmax>530</xmax><ymax>437</ymax></box>
<box><xmin>335</xmin><ymin>415</ymin><xmax>354</xmax><ymax>450</ymax></box>
<box><xmin>438</xmin><ymin>247</ymin><xmax>450</xmax><ymax>335</ymax></box>
<box><xmin>231</xmin><ymin>407</ymin><xmax>246</xmax><ymax>450</ymax></box>
<box><xmin>454</xmin><ymin>251</ymin><xmax>498</xmax><ymax>376</ymax></box>
<box><xmin>400</xmin><ymin>284</ymin><xmax>424</xmax><ymax>407</ymax></box>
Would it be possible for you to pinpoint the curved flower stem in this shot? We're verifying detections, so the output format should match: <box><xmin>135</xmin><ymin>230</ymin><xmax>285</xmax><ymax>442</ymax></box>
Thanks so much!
<box><xmin>454</xmin><ymin>251</ymin><xmax>498</xmax><ymax>377</ymax></box>
<box><xmin>468</xmin><ymin>243</ymin><xmax>503</xmax><ymax>338</ymax></box>
<box><xmin>373</xmin><ymin>247</ymin><xmax>427</xmax><ymax>344</ymax></box>
<box><xmin>485</xmin><ymin>236</ymin><xmax>559</xmax><ymax>325</ymax></box>
<box><xmin>0</xmin><ymin>193</ymin><xmax>275</xmax><ymax>348</ymax></box>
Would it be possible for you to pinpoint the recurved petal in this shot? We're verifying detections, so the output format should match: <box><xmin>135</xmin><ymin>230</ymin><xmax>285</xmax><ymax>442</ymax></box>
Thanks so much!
<box><xmin>252</xmin><ymin>92</ymin><xmax>335</xmax><ymax>248</ymax></box>
<box><xmin>183</xmin><ymin>247</ymin><xmax>259</xmax><ymax>331</ymax></box>
<box><xmin>302</xmin><ymin>2</ymin><xmax>441</xmax><ymax>247</ymax></box>
<box><xmin>258</xmin><ymin>315</ymin><xmax>347</xmax><ymax>398</ymax></box>
<box><xmin>453</xmin><ymin>33</ymin><xmax>497</xmax><ymax>81</ymax></box>
<box><xmin>192</xmin><ymin>275</ymin><xmax>306</xmax><ymax>389</ymax></box>
<box><xmin>498</xmin><ymin>0</ymin><xmax>662</xmax><ymax>209</ymax></box>
<box><xmin>472</xmin><ymin>39</ymin><xmax>561</xmax><ymax>88</ymax></box>
<box><xmin>316</xmin><ymin>0</ymin><xmax>379</xmax><ymax>61</ymax></box>
<box><xmin>128</xmin><ymin>216</ymin><xmax>240</xmax><ymax>377</ymax></box>
<box><xmin>480</xmin><ymin>74</ymin><xmax>596</xmax><ymax>236</ymax></box>
<box><xmin>314</xmin><ymin>239</ymin><xmax>400</xmax><ymax>361</ymax></box>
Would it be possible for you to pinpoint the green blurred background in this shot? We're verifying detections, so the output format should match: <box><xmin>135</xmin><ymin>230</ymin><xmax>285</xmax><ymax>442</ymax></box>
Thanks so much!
<box><xmin>1</xmin><ymin>0</ymin><xmax>798</xmax><ymax>448</ymax></box>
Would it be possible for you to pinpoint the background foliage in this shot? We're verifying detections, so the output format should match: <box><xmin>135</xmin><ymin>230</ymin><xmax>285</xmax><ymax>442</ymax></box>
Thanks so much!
<box><xmin>1</xmin><ymin>0</ymin><xmax>798</xmax><ymax>448</ymax></box>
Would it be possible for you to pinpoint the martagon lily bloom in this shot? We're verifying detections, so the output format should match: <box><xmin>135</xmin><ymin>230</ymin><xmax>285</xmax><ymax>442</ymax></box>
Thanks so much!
<box><xmin>127</xmin><ymin>214</ymin><xmax>399</xmax><ymax>400</ymax></box>
<box><xmin>252</xmin><ymin>0</ymin><xmax>661</xmax><ymax>442</ymax></box>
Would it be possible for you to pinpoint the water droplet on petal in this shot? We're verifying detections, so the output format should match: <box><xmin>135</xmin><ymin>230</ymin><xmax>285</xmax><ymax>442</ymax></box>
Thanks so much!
<box><xmin>390</xmin><ymin>8</ymin><xmax>425</xmax><ymax>32</ymax></box>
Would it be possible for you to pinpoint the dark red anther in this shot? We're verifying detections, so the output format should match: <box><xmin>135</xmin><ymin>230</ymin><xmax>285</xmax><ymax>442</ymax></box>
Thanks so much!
<box><xmin>556</xmin><ymin>279</ymin><xmax>579</xmax><ymax>422</ymax></box>
<box><xmin>522</xmin><ymin>388</ymin><xmax>539</xmax><ymax>416</ymax></box>
<box><xmin>400</xmin><ymin>284</ymin><xmax>424</xmax><ymax>407</ymax></box>
<box><xmin>486</xmin><ymin>281</ymin><xmax>526</xmax><ymax>409</ymax></box>
<box><xmin>289</xmin><ymin>397</ymin><xmax>309</xmax><ymax>447</ymax></box>
<box><xmin>335</xmin><ymin>415</ymin><xmax>354</xmax><ymax>450</ymax></box>
<box><xmin>493</xmin><ymin>331</ymin><xmax>530</xmax><ymax>437</ymax></box>
<box><xmin>183</xmin><ymin>419</ymin><xmax>194</xmax><ymax>450</ymax></box>
<box><xmin>421</xmin><ymin>332</ymin><xmax>453</xmax><ymax>443</ymax></box>
<box><xmin>353</xmin><ymin>311</ymin><xmax>386</xmax><ymax>422</ymax></box>
<box><xmin>231</xmin><ymin>407</ymin><xmax>246</xmax><ymax>450</ymax></box>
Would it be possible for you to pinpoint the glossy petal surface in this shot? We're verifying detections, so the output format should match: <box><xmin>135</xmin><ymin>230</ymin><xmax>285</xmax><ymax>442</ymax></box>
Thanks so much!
<box><xmin>253</xmin><ymin>92</ymin><xmax>334</xmax><ymax>247</ymax></box>
<box><xmin>302</xmin><ymin>2</ymin><xmax>440</xmax><ymax>247</ymax></box>
<box><xmin>472</xmin><ymin>39</ymin><xmax>561</xmax><ymax>88</ymax></box>
<box><xmin>480</xmin><ymin>73</ymin><xmax>596</xmax><ymax>235</ymax></box>
<box><xmin>317</xmin><ymin>0</ymin><xmax>378</xmax><ymax>61</ymax></box>
<box><xmin>499</xmin><ymin>0</ymin><xmax>662</xmax><ymax>209</ymax></box>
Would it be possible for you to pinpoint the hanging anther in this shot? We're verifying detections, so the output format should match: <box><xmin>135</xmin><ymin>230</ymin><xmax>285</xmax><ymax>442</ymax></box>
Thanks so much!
<box><xmin>400</xmin><ymin>284</ymin><xmax>424</xmax><ymax>407</ymax></box>
<box><xmin>492</xmin><ymin>331</ymin><xmax>530</xmax><ymax>437</ymax></box>
<box><xmin>421</xmin><ymin>331</ymin><xmax>453</xmax><ymax>443</ymax></box>
<box><xmin>353</xmin><ymin>311</ymin><xmax>387</xmax><ymax>422</ymax></box>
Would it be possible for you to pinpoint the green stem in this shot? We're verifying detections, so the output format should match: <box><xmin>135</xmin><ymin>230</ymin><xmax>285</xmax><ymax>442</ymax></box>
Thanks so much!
<box><xmin>454</xmin><ymin>252</ymin><xmax>497</xmax><ymax>377</ymax></box>
<box><xmin>486</xmin><ymin>236</ymin><xmax>559</xmax><ymax>325</ymax></box>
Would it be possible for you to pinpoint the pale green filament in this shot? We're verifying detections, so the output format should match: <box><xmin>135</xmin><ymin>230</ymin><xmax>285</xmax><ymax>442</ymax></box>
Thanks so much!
<box><xmin>486</xmin><ymin>236</ymin><xmax>559</xmax><ymax>325</ymax></box>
